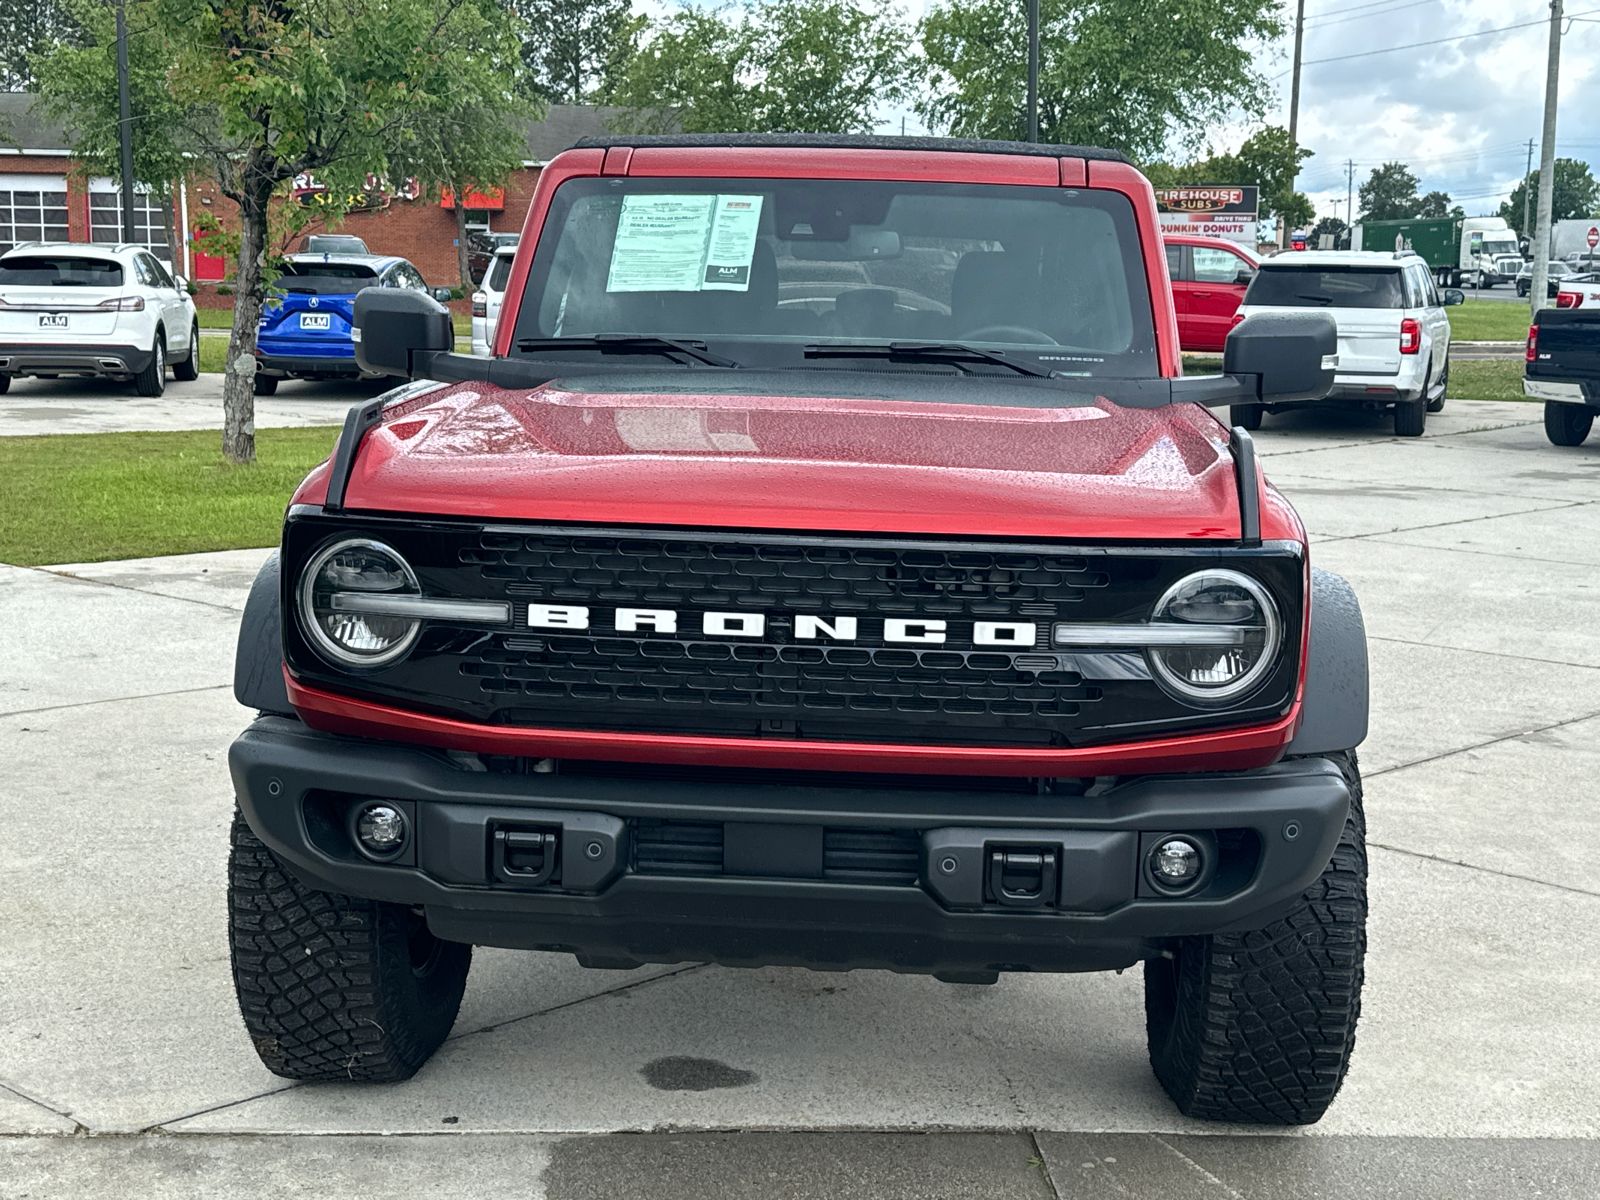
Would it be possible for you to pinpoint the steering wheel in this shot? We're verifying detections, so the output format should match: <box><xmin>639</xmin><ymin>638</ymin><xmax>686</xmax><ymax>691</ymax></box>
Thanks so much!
<box><xmin>958</xmin><ymin>324</ymin><xmax>1059</xmax><ymax>345</ymax></box>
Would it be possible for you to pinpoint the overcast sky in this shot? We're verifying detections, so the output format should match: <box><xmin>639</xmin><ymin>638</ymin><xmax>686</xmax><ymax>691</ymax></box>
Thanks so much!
<box><xmin>872</xmin><ymin>0</ymin><xmax>1600</xmax><ymax>221</ymax></box>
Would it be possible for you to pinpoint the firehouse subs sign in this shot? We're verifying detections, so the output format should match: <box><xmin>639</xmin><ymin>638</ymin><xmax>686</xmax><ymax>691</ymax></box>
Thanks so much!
<box><xmin>1154</xmin><ymin>186</ymin><xmax>1260</xmax><ymax>248</ymax></box>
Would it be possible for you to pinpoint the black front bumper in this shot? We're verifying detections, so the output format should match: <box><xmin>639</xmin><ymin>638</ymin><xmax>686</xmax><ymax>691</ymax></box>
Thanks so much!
<box><xmin>231</xmin><ymin>717</ymin><xmax>1350</xmax><ymax>978</ymax></box>
<box><xmin>0</xmin><ymin>342</ymin><xmax>154</xmax><ymax>377</ymax></box>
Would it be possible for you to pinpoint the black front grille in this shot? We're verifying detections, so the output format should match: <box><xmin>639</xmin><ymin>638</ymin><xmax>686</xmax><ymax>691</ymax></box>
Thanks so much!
<box><xmin>632</xmin><ymin>819</ymin><xmax>920</xmax><ymax>885</ymax></box>
<box><xmin>281</xmin><ymin>516</ymin><xmax>1305</xmax><ymax>749</ymax></box>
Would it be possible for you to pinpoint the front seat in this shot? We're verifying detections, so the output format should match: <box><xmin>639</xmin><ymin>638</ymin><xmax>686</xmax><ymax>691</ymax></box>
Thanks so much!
<box><xmin>950</xmin><ymin>251</ymin><xmax>1046</xmax><ymax>337</ymax></box>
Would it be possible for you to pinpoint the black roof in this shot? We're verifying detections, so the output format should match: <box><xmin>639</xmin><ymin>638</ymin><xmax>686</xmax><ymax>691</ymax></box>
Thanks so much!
<box><xmin>569</xmin><ymin>132</ymin><xmax>1129</xmax><ymax>163</ymax></box>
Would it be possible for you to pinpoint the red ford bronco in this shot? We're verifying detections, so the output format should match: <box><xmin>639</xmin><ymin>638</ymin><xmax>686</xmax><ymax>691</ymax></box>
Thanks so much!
<box><xmin>229</xmin><ymin>135</ymin><xmax>1368</xmax><ymax>1124</ymax></box>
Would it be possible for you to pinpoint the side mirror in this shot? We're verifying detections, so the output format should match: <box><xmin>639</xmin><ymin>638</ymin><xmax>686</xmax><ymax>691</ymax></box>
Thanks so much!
<box><xmin>431</xmin><ymin>285</ymin><xmax>455</xmax><ymax>303</ymax></box>
<box><xmin>173</xmin><ymin>273</ymin><xmax>188</xmax><ymax>292</ymax></box>
<box><xmin>1234</xmin><ymin>268</ymin><xmax>1255</xmax><ymax>286</ymax></box>
<box><xmin>1441</xmin><ymin>288</ymin><xmax>1465</xmax><ymax>306</ymax></box>
<box><xmin>1223</xmin><ymin>311</ymin><xmax>1336</xmax><ymax>404</ymax></box>
<box><xmin>353</xmin><ymin>287</ymin><xmax>453</xmax><ymax>377</ymax></box>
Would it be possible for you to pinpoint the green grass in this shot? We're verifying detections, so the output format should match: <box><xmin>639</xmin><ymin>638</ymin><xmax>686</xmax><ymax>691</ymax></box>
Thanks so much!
<box><xmin>1447</xmin><ymin>358</ymin><xmax>1527</xmax><ymax>401</ymax></box>
<box><xmin>1447</xmin><ymin>299</ymin><xmax>1533</xmax><ymax>342</ymax></box>
<box><xmin>0</xmin><ymin>427</ymin><xmax>338</xmax><ymax>566</ymax></box>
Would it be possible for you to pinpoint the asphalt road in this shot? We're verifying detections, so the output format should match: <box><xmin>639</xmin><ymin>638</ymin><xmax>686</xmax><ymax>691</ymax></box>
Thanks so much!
<box><xmin>3</xmin><ymin>399</ymin><xmax>1599</xmax><ymax>1197</ymax></box>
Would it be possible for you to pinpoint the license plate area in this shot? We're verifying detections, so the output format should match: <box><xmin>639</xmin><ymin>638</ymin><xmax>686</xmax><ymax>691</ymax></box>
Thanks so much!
<box><xmin>299</xmin><ymin>313</ymin><xmax>331</xmax><ymax>330</ymax></box>
<box><xmin>38</xmin><ymin>314</ymin><xmax>68</xmax><ymax>329</ymax></box>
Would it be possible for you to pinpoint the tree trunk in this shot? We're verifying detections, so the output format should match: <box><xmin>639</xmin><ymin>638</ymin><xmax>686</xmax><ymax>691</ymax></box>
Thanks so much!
<box><xmin>455</xmin><ymin>194</ymin><xmax>472</xmax><ymax>290</ymax></box>
<box><xmin>222</xmin><ymin>180</ymin><xmax>272</xmax><ymax>465</ymax></box>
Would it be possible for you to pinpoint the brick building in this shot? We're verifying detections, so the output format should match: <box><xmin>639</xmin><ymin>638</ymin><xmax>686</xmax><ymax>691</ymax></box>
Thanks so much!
<box><xmin>0</xmin><ymin>93</ymin><xmax>619</xmax><ymax>289</ymax></box>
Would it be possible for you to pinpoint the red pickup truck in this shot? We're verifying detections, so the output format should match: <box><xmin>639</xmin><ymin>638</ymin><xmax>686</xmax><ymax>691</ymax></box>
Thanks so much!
<box><xmin>229</xmin><ymin>134</ymin><xmax>1368</xmax><ymax>1124</ymax></box>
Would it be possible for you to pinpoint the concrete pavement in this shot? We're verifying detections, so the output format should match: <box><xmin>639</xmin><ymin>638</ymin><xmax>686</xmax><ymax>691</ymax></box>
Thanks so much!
<box><xmin>3</xmin><ymin>399</ymin><xmax>1599</xmax><ymax>1195</ymax></box>
<box><xmin>0</xmin><ymin>375</ymin><xmax>373</xmax><ymax>436</ymax></box>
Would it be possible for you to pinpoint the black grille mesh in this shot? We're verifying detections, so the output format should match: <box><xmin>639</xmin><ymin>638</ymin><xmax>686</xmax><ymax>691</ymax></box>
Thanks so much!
<box><xmin>458</xmin><ymin>530</ymin><xmax>1109</xmax><ymax>740</ymax></box>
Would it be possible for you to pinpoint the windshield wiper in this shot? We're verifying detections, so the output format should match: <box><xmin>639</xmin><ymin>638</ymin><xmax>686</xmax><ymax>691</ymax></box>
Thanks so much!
<box><xmin>515</xmin><ymin>334</ymin><xmax>739</xmax><ymax>368</ymax></box>
<box><xmin>803</xmin><ymin>341</ymin><xmax>1054</xmax><ymax>378</ymax></box>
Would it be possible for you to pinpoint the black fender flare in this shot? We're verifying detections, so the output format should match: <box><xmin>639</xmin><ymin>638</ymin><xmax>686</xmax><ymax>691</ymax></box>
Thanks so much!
<box><xmin>234</xmin><ymin>550</ymin><xmax>293</xmax><ymax>716</ymax></box>
<box><xmin>1286</xmin><ymin>566</ymin><xmax>1369</xmax><ymax>756</ymax></box>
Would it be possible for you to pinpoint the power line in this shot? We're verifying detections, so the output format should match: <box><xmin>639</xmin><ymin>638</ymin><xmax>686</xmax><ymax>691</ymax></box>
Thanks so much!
<box><xmin>1303</xmin><ymin>0</ymin><xmax>1436</xmax><ymax>29</ymax></box>
<box><xmin>1298</xmin><ymin>7</ymin><xmax>1600</xmax><ymax>66</ymax></box>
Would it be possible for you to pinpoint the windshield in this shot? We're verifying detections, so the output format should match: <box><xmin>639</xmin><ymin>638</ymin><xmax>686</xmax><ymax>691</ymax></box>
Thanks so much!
<box><xmin>1246</xmin><ymin>266</ymin><xmax>1403</xmax><ymax>309</ymax></box>
<box><xmin>510</xmin><ymin>176</ymin><xmax>1157</xmax><ymax>377</ymax></box>
<box><xmin>0</xmin><ymin>256</ymin><xmax>123</xmax><ymax>287</ymax></box>
<box><xmin>277</xmin><ymin>262</ymin><xmax>379</xmax><ymax>294</ymax></box>
<box><xmin>1484</xmin><ymin>240</ymin><xmax>1519</xmax><ymax>257</ymax></box>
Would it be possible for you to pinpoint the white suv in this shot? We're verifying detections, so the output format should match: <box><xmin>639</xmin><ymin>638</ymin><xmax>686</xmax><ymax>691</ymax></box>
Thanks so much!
<box><xmin>0</xmin><ymin>242</ymin><xmax>200</xmax><ymax>396</ymax></box>
<box><xmin>1233</xmin><ymin>250</ymin><xmax>1460</xmax><ymax>437</ymax></box>
<box><xmin>470</xmin><ymin>246</ymin><xmax>516</xmax><ymax>357</ymax></box>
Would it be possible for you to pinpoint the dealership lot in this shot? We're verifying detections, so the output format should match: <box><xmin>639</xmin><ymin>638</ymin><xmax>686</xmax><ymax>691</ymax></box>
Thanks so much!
<box><xmin>2</xmin><ymin>399</ymin><xmax>1599</xmax><ymax>1195</ymax></box>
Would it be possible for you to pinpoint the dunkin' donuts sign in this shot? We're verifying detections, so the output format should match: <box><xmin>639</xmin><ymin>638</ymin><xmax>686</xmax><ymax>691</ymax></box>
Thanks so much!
<box><xmin>1154</xmin><ymin>185</ymin><xmax>1260</xmax><ymax>247</ymax></box>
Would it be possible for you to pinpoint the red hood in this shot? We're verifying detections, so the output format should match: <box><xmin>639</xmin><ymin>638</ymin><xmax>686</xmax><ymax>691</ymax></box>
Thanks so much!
<box><xmin>296</xmin><ymin>378</ymin><xmax>1294</xmax><ymax>541</ymax></box>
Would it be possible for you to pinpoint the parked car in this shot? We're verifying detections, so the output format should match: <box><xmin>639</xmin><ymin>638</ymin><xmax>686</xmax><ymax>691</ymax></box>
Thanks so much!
<box><xmin>0</xmin><ymin>242</ymin><xmax>199</xmax><ymax>396</ymax></box>
<box><xmin>470</xmin><ymin>245</ymin><xmax>515</xmax><ymax>356</ymax></box>
<box><xmin>1525</xmin><ymin>294</ymin><xmax>1600</xmax><ymax>445</ymax></box>
<box><xmin>301</xmin><ymin>234</ymin><xmax>370</xmax><ymax>255</ymax></box>
<box><xmin>228</xmin><ymin>133</ymin><xmax>1374</xmax><ymax>1129</ymax></box>
<box><xmin>1234</xmin><ymin>249</ymin><xmax>1459</xmax><ymax>436</ymax></box>
<box><xmin>465</xmin><ymin>230</ymin><xmax>519</xmax><ymax>285</ymax></box>
<box><xmin>1162</xmin><ymin>234</ymin><xmax>1259</xmax><ymax>353</ymax></box>
<box><xmin>1516</xmin><ymin>260</ymin><xmax>1581</xmax><ymax>298</ymax></box>
<box><xmin>255</xmin><ymin>253</ymin><xmax>450</xmax><ymax>394</ymax></box>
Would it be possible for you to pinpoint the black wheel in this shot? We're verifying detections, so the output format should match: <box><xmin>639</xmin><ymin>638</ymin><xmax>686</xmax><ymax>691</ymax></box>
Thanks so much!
<box><xmin>173</xmin><ymin>322</ymin><xmax>201</xmax><ymax>381</ymax></box>
<box><xmin>228</xmin><ymin>808</ymin><xmax>471</xmax><ymax>1082</ymax></box>
<box><xmin>1229</xmin><ymin>404</ymin><xmax>1263</xmax><ymax>431</ymax></box>
<box><xmin>1517</xmin><ymin>282</ymin><xmax>1529</xmax><ymax>298</ymax></box>
<box><xmin>1393</xmin><ymin>397</ymin><xmax>1426</xmax><ymax>437</ymax></box>
<box><xmin>1426</xmin><ymin>364</ymin><xmax>1448</xmax><ymax>413</ymax></box>
<box><xmin>134</xmin><ymin>334</ymin><xmax>166</xmax><ymax>397</ymax></box>
<box><xmin>1544</xmin><ymin>402</ymin><xmax>1594</xmax><ymax>447</ymax></box>
<box><xmin>0</xmin><ymin>373</ymin><xmax>10</xmax><ymax>395</ymax></box>
<box><xmin>1145</xmin><ymin>751</ymin><xmax>1366</xmax><ymax>1124</ymax></box>
<box><xmin>253</xmin><ymin>372</ymin><xmax>279</xmax><ymax>396</ymax></box>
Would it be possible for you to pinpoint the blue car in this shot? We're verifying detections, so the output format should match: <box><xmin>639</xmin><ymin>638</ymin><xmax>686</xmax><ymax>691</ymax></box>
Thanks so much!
<box><xmin>254</xmin><ymin>253</ymin><xmax>446</xmax><ymax>394</ymax></box>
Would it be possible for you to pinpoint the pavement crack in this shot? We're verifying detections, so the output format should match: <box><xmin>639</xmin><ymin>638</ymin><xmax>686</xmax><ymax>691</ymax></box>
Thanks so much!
<box><xmin>1367</xmin><ymin>633</ymin><xmax>1600</xmax><ymax>673</ymax></box>
<box><xmin>27</xmin><ymin>564</ymin><xmax>250</xmax><ymax>616</ymax></box>
<box><xmin>1149</xmin><ymin>1134</ymin><xmax>1249</xmax><ymax>1199</ymax></box>
<box><xmin>1369</xmin><ymin>843</ymin><xmax>1600</xmax><ymax>900</ymax></box>
<box><xmin>1321</xmin><ymin>500</ymin><xmax>1587</xmax><ymax>545</ymax></box>
<box><xmin>0</xmin><ymin>1077</ymin><xmax>86</xmax><ymax>1133</ymax></box>
<box><xmin>1028</xmin><ymin>1130</ymin><xmax>1067</xmax><ymax>1200</ymax></box>
<box><xmin>1</xmin><ymin>684</ymin><xmax>232</xmax><ymax>720</ymax></box>
<box><xmin>1369</xmin><ymin>706</ymin><xmax>1600</xmax><ymax>780</ymax></box>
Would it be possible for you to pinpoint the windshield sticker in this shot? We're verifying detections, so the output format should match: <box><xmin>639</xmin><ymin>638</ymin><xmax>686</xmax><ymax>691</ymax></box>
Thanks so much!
<box><xmin>606</xmin><ymin>194</ymin><xmax>764</xmax><ymax>293</ymax></box>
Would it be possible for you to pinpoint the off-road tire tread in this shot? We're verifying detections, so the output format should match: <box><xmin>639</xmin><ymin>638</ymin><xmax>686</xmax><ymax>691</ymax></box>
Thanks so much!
<box><xmin>227</xmin><ymin>809</ymin><xmax>470</xmax><ymax>1082</ymax></box>
<box><xmin>1145</xmin><ymin>750</ymin><xmax>1366</xmax><ymax>1124</ymax></box>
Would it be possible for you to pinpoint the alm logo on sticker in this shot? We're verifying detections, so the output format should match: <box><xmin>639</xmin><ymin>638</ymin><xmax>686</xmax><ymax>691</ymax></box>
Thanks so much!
<box><xmin>704</xmin><ymin>264</ymin><xmax>749</xmax><ymax>286</ymax></box>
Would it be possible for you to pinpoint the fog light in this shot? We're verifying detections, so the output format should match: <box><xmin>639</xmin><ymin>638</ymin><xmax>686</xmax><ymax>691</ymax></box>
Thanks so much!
<box><xmin>1150</xmin><ymin>837</ymin><xmax>1202</xmax><ymax>887</ymax></box>
<box><xmin>354</xmin><ymin>803</ymin><xmax>407</xmax><ymax>857</ymax></box>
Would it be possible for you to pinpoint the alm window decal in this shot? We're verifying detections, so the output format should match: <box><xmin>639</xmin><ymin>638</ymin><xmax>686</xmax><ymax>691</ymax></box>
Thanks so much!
<box><xmin>606</xmin><ymin>194</ymin><xmax>764</xmax><ymax>294</ymax></box>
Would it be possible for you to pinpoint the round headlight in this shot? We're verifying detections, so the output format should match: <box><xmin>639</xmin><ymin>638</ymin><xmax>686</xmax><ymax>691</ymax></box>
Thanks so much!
<box><xmin>1147</xmin><ymin>569</ymin><xmax>1281</xmax><ymax>704</ymax></box>
<box><xmin>298</xmin><ymin>538</ymin><xmax>421</xmax><ymax>668</ymax></box>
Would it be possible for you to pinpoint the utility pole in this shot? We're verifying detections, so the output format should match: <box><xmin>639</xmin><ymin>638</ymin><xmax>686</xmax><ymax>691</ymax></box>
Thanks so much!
<box><xmin>1026</xmin><ymin>0</ymin><xmax>1040</xmax><ymax>142</ymax></box>
<box><xmin>1282</xmin><ymin>0</ymin><xmax>1306</xmax><ymax>248</ymax></box>
<box><xmin>1346</xmin><ymin>159</ymin><xmax>1355</xmax><ymax>245</ymax></box>
<box><xmin>1530</xmin><ymin>0</ymin><xmax>1562</xmax><ymax>315</ymax></box>
<box><xmin>1522</xmin><ymin>138</ymin><xmax>1536</xmax><ymax>244</ymax></box>
<box><xmin>115</xmin><ymin>0</ymin><xmax>138</xmax><ymax>245</ymax></box>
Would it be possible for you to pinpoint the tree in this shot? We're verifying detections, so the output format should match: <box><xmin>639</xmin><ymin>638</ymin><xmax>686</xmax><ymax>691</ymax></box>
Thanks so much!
<box><xmin>1357</xmin><ymin>162</ymin><xmax>1421</xmax><ymax>221</ymax></box>
<box><xmin>1498</xmin><ymin>158</ymin><xmax>1600</xmax><ymax>239</ymax></box>
<box><xmin>39</xmin><ymin>0</ymin><xmax>529</xmax><ymax>465</ymax></box>
<box><xmin>1309</xmin><ymin>215</ymin><xmax>1347</xmax><ymax>248</ymax></box>
<box><xmin>918</xmin><ymin>0</ymin><xmax>1281</xmax><ymax>160</ymax></box>
<box><xmin>1416</xmin><ymin>190</ymin><xmax>1461</xmax><ymax>219</ymax></box>
<box><xmin>612</xmin><ymin>0</ymin><xmax>913</xmax><ymax>134</ymax></box>
<box><xmin>0</xmin><ymin>0</ymin><xmax>76</xmax><ymax>90</ymax></box>
<box><xmin>507</xmin><ymin>0</ymin><xmax>641</xmax><ymax>103</ymax></box>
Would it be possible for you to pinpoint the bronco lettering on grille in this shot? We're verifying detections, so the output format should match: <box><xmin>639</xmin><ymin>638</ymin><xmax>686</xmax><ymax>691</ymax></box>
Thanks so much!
<box><xmin>526</xmin><ymin>604</ymin><xmax>1038</xmax><ymax>647</ymax></box>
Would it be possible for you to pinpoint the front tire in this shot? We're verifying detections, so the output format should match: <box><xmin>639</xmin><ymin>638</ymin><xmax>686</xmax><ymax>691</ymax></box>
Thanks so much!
<box><xmin>1145</xmin><ymin>751</ymin><xmax>1367</xmax><ymax>1124</ymax></box>
<box><xmin>228</xmin><ymin>809</ymin><xmax>471</xmax><ymax>1082</ymax></box>
<box><xmin>1229</xmin><ymin>404</ymin><xmax>1264</xmax><ymax>431</ymax></box>
<box><xmin>134</xmin><ymin>334</ymin><xmax>166</xmax><ymax>397</ymax></box>
<box><xmin>173</xmin><ymin>321</ymin><xmax>201</xmax><ymax>381</ymax></box>
<box><xmin>1544</xmin><ymin>402</ymin><xmax>1595</xmax><ymax>447</ymax></box>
